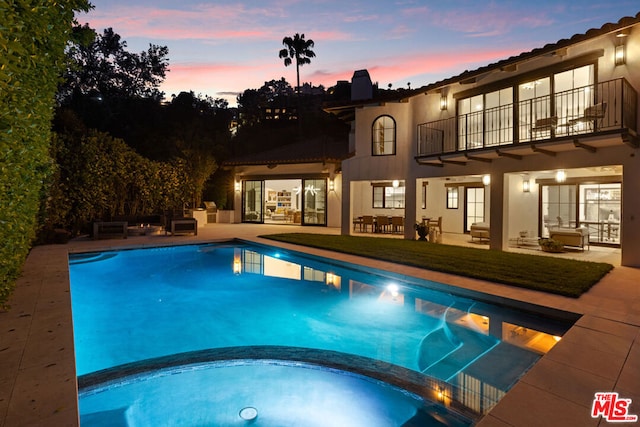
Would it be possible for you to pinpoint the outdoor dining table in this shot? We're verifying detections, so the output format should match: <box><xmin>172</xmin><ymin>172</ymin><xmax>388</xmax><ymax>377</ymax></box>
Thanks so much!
<box><xmin>580</xmin><ymin>220</ymin><xmax>619</xmax><ymax>241</ymax></box>
<box><xmin>353</xmin><ymin>216</ymin><xmax>404</xmax><ymax>233</ymax></box>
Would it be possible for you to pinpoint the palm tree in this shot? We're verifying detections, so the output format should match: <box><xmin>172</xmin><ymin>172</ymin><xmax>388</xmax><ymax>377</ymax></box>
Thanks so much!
<box><xmin>278</xmin><ymin>33</ymin><xmax>315</xmax><ymax>94</ymax></box>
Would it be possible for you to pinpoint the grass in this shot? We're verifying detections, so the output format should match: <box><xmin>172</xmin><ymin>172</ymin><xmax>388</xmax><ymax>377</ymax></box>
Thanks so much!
<box><xmin>259</xmin><ymin>233</ymin><xmax>613</xmax><ymax>298</ymax></box>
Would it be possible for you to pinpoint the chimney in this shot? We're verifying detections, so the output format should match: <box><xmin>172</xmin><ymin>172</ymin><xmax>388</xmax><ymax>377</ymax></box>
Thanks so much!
<box><xmin>351</xmin><ymin>69</ymin><xmax>373</xmax><ymax>101</ymax></box>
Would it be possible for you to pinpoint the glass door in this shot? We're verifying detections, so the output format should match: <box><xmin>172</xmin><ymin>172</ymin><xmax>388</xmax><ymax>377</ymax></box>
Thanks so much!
<box><xmin>519</xmin><ymin>77</ymin><xmax>551</xmax><ymax>142</ymax></box>
<box><xmin>579</xmin><ymin>183</ymin><xmax>621</xmax><ymax>244</ymax></box>
<box><xmin>465</xmin><ymin>187</ymin><xmax>485</xmax><ymax>232</ymax></box>
<box><xmin>554</xmin><ymin>65</ymin><xmax>594</xmax><ymax>136</ymax></box>
<box><xmin>541</xmin><ymin>185</ymin><xmax>576</xmax><ymax>236</ymax></box>
<box><xmin>242</xmin><ymin>180</ymin><xmax>263</xmax><ymax>222</ymax></box>
<box><xmin>458</xmin><ymin>94</ymin><xmax>484</xmax><ymax>150</ymax></box>
<box><xmin>302</xmin><ymin>178</ymin><xmax>327</xmax><ymax>225</ymax></box>
<box><xmin>484</xmin><ymin>87</ymin><xmax>513</xmax><ymax>146</ymax></box>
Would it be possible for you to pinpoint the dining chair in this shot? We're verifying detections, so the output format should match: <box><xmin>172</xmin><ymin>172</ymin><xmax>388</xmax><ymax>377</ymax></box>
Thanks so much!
<box><xmin>428</xmin><ymin>216</ymin><xmax>443</xmax><ymax>236</ymax></box>
<box><xmin>376</xmin><ymin>216</ymin><xmax>390</xmax><ymax>233</ymax></box>
<box><xmin>362</xmin><ymin>215</ymin><xmax>374</xmax><ymax>233</ymax></box>
<box><xmin>391</xmin><ymin>216</ymin><xmax>404</xmax><ymax>234</ymax></box>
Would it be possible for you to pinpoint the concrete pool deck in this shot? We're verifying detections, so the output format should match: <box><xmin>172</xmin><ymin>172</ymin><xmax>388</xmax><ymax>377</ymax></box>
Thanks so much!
<box><xmin>1</xmin><ymin>223</ymin><xmax>638</xmax><ymax>426</ymax></box>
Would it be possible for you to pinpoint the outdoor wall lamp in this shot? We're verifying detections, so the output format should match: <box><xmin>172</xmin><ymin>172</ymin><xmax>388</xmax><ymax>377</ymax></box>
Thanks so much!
<box><xmin>522</xmin><ymin>178</ymin><xmax>530</xmax><ymax>193</ymax></box>
<box><xmin>482</xmin><ymin>175</ymin><xmax>491</xmax><ymax>186</ymax></box>
<box><xmin>615</xmin><ymin>44</ymin><xmax>626</xmax><ymax>65</ymax></box>
<box><xmin>555</xmin><ymin>170</ymin><xmax>566</xmax><ymax>183</ymax></box>
<box><xmin>234</xmin><ymin>181</ymin><xmax>241</xmax><ymax>192</ymax></box>
<box><xmin>328</xmin><ymin>178</ymin><xmax>335</xmax><ymax>192</ymax></box>
<box><xmin>615</xmin><ymin>29</ymin><xmax>628</xmax><ymax>66</ymax></box>
<box><xmin>439</xmin><ymin>93</ymin><xmax>448</xmax><ymax>111</ymax></box>
<box><xmin>392</xmin><ymin>179</ymin><xmax>400</xmax><ymax>188</ymax></box>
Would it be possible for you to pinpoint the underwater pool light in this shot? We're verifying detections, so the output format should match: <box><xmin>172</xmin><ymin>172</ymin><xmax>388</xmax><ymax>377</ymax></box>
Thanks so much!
<box><xmin>239</xmin><ymin>406</ymin><xmax>258</xmax><ymax>421</ymax></box>
<box><xmin>387</xmin><ymin>284</ymin><xmax>399</xmax><ymax>298</ymax></box>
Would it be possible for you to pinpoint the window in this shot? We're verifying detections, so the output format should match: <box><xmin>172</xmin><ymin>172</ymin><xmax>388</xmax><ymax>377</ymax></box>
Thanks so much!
<box><xmin>372</xmin><ymin>115</ymin><xmax>396</xmax><ymax>155</ymax></box>
<box><xmin>372</xmin><ymin>183</ymin><xmax>405</xmax><ymax>208</ymax></box>
<box><xmin>446</xmin><ymin>187</ymin><xmax>459</xmax><ymax>209</ymax></box>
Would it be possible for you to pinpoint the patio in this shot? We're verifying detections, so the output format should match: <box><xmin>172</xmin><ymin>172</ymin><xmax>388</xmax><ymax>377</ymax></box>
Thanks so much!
<box><xmin>0</xmin><ymin>223</ymin><xmax>637</xmax><ymax>426</ymax></box>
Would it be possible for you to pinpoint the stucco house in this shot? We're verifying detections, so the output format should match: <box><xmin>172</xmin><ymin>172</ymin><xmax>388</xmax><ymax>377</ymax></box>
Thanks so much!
<box><xmin>324</xmin><ymin>12</ymin><xmax>640</xmax><ymax>267</ymax></box>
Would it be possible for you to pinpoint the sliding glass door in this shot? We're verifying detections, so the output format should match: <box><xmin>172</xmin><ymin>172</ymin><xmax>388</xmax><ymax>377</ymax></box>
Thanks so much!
<box><xmin>541</xmin><ymin>185</ymin><xmax>576</xmax><ymax>237</ymax></box>
<box><xmin>302</xmin><ymin>178</ymin><xmax>327</xmax><ymax>225</ymax></box>
<box><xmin>242</xmin><ymin>180</ymin><xmax>263</xmax><ymax>222</ymax></box>
<box><xmin>579</xmin><ymin>183</ymin><xmax>621</xmax><ymax>244</ymax></box>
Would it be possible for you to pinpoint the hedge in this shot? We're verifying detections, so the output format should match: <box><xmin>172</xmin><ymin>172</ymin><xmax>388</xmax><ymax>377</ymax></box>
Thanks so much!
<box><xmin>0</xmin><ymin>0</ymin><xmax>91</xmax><ymax>308</ymax></box>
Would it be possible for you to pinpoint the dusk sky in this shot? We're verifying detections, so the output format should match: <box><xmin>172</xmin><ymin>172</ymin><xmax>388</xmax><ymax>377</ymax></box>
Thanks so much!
<box><xmin>81</xmin><ymin>1</ymin><xmax>639</xmax><ymax>106</ymax></box>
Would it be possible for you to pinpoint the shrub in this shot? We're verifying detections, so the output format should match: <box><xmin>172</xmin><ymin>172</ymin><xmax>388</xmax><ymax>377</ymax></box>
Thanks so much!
<box><xmin>41</xmin><ymin>129</ymin><xmax>192</xmax><ymax>236</ymax></box>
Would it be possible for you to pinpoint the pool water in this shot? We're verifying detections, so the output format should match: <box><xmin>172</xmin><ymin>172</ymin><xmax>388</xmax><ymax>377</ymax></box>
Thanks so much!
<box><xmin>69</xmin><ymin>241</ymin><xmax>574</xmax><ymax>425</ymax></box>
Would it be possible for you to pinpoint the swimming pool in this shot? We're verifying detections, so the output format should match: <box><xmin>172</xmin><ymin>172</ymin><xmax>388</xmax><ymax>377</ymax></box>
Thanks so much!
<box><xmin>69</xmin><ymin>241</ymin><xmax>575</xmax><ymax>425</ymax></box>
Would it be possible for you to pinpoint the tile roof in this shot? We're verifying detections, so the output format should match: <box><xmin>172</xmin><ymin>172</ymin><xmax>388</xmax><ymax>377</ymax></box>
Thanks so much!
<box><xmin>222</xmin><ymin>136</ymin><xmax>351</xmax><ymax>166</ymax></box>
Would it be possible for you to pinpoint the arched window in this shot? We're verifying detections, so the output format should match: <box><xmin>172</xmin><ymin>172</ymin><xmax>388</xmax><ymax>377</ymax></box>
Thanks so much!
<box><xmin>372</xmin><ymin>115</ymin><xmax>396</xmax><ymax>155</ymax></box>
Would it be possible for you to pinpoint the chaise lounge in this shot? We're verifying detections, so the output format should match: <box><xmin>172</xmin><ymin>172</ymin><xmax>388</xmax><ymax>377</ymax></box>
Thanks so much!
<box><xmin>470</xmin><ymin>222</ymin><xmax>490</xmax><ymax>242</ymax></box>
<box><xmin>549</xmin><ymin>227</ymin><xmax>589</xmax><ymax>251</ymax></box>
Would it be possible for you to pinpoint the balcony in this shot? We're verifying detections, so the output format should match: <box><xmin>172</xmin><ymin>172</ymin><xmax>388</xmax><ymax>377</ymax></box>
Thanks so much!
<box><xmin>416</xmin><ymin>78</ymin><xmax>638</xmax><ymax>163</ymax></box>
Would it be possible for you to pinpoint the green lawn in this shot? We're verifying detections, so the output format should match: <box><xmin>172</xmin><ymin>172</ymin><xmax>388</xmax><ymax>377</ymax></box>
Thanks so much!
<box><xmin>259</xmin><ymin>233</ymin><xmax>613</xmax><ymax>298</ymax></box>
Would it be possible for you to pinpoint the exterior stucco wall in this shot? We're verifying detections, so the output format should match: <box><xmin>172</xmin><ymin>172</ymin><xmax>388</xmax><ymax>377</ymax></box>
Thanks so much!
<box><xmin>340</xmin><ymin>21</ymin><xmax>640</xmax><ymax>266</ymax></box>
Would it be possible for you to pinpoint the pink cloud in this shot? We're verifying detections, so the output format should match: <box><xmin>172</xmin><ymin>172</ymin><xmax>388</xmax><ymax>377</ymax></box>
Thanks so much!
<box><xmin>344</xmin><ymin>47</ymin><xmax>526</xmax><ymax>87</ymax></box>
<box><xmin>400</xmin><ymin>4</ymin><xmax>555</xmax><ymax>38</ymax></box>
<box><xmin>83</xmin><ymin>4</ymin><xmax>286</xmax><ymax>42</ymax></box>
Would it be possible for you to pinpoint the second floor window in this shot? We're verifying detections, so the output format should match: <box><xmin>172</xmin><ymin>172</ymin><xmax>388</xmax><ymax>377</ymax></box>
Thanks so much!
<box><xmin>372</xmin><ymin>115</ymin><xmax>396</xmax><ymax>155</ymax></box>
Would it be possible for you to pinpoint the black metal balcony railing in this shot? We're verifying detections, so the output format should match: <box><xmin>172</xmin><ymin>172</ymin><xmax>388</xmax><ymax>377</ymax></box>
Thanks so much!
<box><xmin>417</xmin><ymin>78</ymin><xmax>638</xmax><ymax>157</ymax></box>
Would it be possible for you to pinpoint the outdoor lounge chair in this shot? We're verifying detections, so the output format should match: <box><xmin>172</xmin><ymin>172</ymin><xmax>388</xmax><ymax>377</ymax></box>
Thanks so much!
<box><xmin>470</xmin><ymin>222</ymin><xmax>489</xmax><ymax>242</ymax></box>
<box><xmin>531</xmin><ymin>116</ymin><xmax>558</xmax><ymax>135</ymax></box>
<box><xmin>549</xmin><ymin>227</ymin><xmax>589</xmax><ymax>250</ymax></box>
<box><xmin>569</xmin><ymin>102</ymin><xmax>607</xmax><ymax>129</ymax></box>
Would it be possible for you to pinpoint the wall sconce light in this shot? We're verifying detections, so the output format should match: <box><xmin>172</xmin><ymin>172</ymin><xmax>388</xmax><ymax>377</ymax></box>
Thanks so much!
<box><xmin>482</xmin><ymin>175</ymin><xmax>491</xmax><ymax>186</ymax></box>
<box><xmin>615</xmin><ymin>44</ymin><xmax>626</xmax><ymax>66</ymax></box>
<box><xmin>328</xmin><ymin>178</ymin><xmax>335</xmax><ymax>192</ymax></box>
<box><xmin>392</xmin><ymin>179</ymin><xmax>400</xmax><ymax>188</ymax></box>
<box><xmin>234</xmin><ymin>181</ymin><xmax>241</xmax><ymax>192</ymax></box>
<box><xmin>522</xmin><ymin>178</ymin><xmax>530</xmax><ymax>193</ymax></box>
<box><xmin>439</xmin><ymin>93</ymin><xmax>448</xmax><ymax>111</ymax></box>
<box><xmin>555</xmin><ymin>170</ymin><xmax>566</xmax><ymax>183</ymax></box>
<box><xmin>615</xmin><ymin>29</ymin><xmax>628</xmax><ymax>66</ymax></box>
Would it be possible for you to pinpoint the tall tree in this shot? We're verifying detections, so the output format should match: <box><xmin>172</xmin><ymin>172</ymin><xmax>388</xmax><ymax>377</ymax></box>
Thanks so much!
<box><xmin>278</xmin><ymin>33</ymin><xmax>315</xmax><ymax>94</ymax></box>
<box><xmin>59</xmin><ymin>26</ymin><xmax>169</xmax><ymax>103</ymax></box>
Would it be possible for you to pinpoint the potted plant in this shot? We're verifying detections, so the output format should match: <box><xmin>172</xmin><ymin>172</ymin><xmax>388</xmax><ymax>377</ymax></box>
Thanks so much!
<box><xmin>414</xmin><ymin>222</ymin><xmax>428</xmax><ymax>241</ymax></box>
<box><xmin>539</xmin><ymin>237</ymin><xmax>564</xmax><ymax>253</ymax></box>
